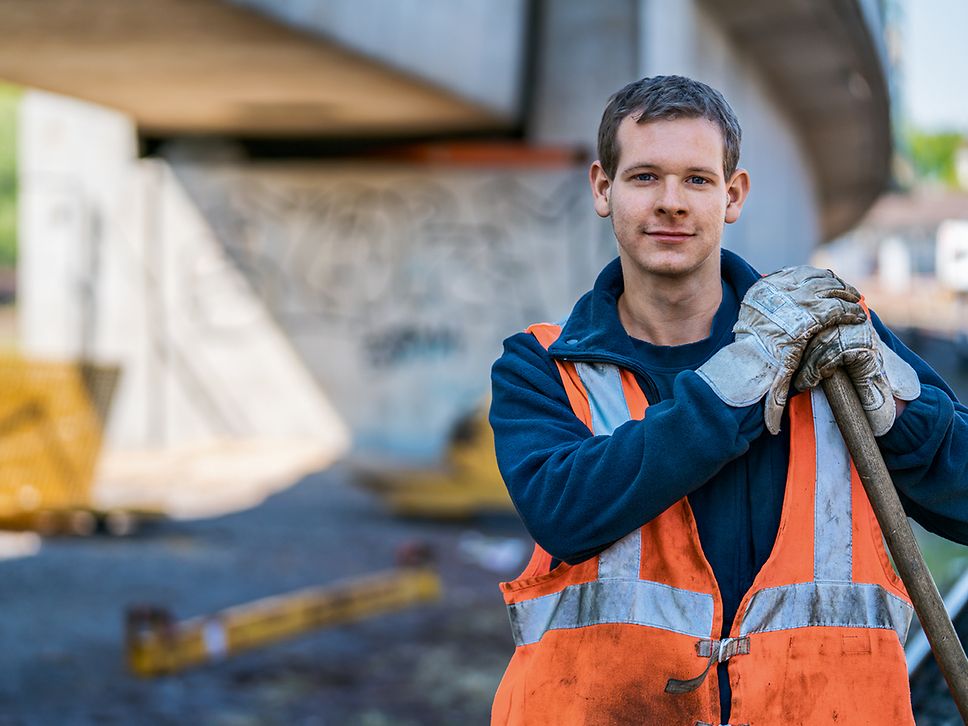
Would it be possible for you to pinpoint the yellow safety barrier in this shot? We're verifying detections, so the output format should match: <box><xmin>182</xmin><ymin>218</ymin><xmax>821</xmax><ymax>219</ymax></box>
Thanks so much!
<box><xmin>126</xmin><ymin>566</ymin><xmax>442</xmax><ymax>676</ymax></box>
<box><xmin>0</xmin><ymin>357</ymin><xmax>119</xmax><ymax>532</ymax></box>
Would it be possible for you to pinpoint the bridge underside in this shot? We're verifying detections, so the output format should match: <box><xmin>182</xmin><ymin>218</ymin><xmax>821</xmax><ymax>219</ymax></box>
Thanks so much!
<box><xmin>0</xmin><ymin>0</ymin><xmax>509</xmax><ymax>137</ymax></box>
<box><xmin>700</xmin><ymin>0</ymin><xmax>891</xmax><ymax>240</ymax></box>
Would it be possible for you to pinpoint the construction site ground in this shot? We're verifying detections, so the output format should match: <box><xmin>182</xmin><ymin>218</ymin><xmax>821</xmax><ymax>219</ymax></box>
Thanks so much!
<box><xmin>0</xmin><ymin>461</ymin><xmax>527</xmax><ymax>725</ymax></box>
<box><xmin>3</xmin><ymin>320</ymin><xmax>968</xmax><ymax>725</ymax></box>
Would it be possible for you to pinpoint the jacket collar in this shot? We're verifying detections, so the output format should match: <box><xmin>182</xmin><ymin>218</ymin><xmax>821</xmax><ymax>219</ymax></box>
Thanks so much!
<box><xmin>548</xmin><ymin>248</ymin><xmax>761</xmax><ymax>361</ymax></box>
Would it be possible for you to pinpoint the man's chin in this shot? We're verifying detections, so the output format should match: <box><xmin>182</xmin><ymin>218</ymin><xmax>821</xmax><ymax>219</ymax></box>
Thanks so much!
<box><xmin>624</xmin><ymin>247</ymin><xmax>720</xmax><ymax>280</ymax></box>
<box><xmin>647</xmin><ymin>262</ymin><xmax>696</xmax><ymax>278</ymax></box>
<box><xmin>635</xmin><ymin>256</ymin><xmax>704</xmax><ymax>279</ymax></box>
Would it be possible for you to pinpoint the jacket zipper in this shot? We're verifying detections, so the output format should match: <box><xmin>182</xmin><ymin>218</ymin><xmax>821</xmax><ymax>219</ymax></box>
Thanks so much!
<box><xmin>557</xmin><ymin>353</ymin><xmax>662</xmax><ymax>405</ymax></box>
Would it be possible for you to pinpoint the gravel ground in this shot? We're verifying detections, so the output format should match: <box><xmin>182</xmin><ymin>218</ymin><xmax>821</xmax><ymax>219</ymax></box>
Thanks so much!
<box><xmin>0</xmin><ymin>463</ymin><xmax>527</xmax><ymax>725</ymax></box>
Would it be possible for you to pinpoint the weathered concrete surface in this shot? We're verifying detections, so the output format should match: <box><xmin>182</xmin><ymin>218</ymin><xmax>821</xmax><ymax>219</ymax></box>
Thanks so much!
<box><xmin>168</xmin><ymin>157</ymin><xmax>608</xmax><ymax>459</ymax></box>
<box><xmin>0</xmin><ymin>464</ymin><xmax>526</xmax><ymax>725</ymax></box>
<box><xmin>18</xmin><ymin>93</ymin><xmax>351</xmax><ymax>456</ymax></box>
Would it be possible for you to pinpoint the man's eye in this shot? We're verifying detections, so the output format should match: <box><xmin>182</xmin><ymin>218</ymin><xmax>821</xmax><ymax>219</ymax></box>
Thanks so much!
<box><xmin>688</xmin><ymin>176</ymin><xmax>709</xmax><ymax>185</ymax></box>
<box><xmin>633</xmin><ymin>173</ymin><xmax>656</xmax><ymax>182</ymax></box>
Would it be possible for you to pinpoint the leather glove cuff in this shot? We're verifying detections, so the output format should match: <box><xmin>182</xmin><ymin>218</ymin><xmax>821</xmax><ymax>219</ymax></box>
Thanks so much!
<box><xmin>696</xmin><ymin>336</ymin><xmax>776</xmax><ymax>408</ymax></box>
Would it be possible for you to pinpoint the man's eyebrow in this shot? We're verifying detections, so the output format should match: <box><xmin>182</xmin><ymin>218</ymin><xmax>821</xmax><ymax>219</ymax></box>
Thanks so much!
<box><xmin>686</xmin><ymin>166</ymin><xmax>720</xmax><ymax>176</ymax></box>
<box><xmin>621</xmin><ymin>163</ymin><xmax>721</xmax><ymax>176</ymax></box>
<box><xmin>621</xmin><ymin>163</ymin><xmax>658</xmax><ymax>173</ymax></box>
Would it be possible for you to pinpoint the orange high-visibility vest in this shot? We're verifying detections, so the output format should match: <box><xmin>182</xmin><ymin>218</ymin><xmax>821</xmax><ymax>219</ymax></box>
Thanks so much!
<box><xmin>491</xmin><ymin>322</ymin><xmax>915</xmax><ymax>726</ymax></box>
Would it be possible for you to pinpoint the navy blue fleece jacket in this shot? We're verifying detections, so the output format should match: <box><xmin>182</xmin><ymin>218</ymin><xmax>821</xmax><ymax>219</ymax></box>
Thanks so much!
<box><xmin>490</xmin><ymin>249</ymin><xmax>968</xmax><ymax>718</ymax></box>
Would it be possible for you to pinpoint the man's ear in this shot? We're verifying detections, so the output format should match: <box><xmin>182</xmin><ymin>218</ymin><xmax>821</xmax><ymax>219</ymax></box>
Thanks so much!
<box><xmin>589</xmin><ymin>160</ymin><xmax>612</xmax><ymax>218</ymax></box>
<box><xmin>725</xmin><ymin>168</ymin><xmax>751</xmax><ymax>224</ymax></box>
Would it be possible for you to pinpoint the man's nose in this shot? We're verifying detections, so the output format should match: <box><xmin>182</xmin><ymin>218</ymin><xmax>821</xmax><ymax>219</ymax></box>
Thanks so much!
<box><xmin>655</xmin><ymin>180</ymin><xmax>688</xmax><ymax>216</ymax></box>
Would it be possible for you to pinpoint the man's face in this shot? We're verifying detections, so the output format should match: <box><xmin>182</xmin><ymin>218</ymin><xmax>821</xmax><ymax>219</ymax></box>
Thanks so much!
<box><xmin>589</xmin><ymin>115</ymin><xmax>749</xmax><ymax>281</ymax></box>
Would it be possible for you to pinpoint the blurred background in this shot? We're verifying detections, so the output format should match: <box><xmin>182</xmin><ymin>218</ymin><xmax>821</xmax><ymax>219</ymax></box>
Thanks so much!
<box><xmin>0</xmin><ymin>0</ymin><xmax>965</xmax><ymax>723</ymax></box>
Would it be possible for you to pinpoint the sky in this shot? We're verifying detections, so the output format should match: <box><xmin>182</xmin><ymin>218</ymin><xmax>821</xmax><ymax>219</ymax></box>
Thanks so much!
<box><xmin>901</xmin><ymin>0</ymin><xmax>968</xmax><ymax>132</ymax></box>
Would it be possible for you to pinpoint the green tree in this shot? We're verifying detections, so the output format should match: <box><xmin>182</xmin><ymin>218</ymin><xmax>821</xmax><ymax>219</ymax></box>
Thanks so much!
<box><xmin>905</xmin><ymin>128</ymin><xmax>963</xmax><ymax>188</ymax></box>
<box><xmin>0</xmin><ymin>84</ymin><xmax>18</xmax><ymax>267</ymax></box>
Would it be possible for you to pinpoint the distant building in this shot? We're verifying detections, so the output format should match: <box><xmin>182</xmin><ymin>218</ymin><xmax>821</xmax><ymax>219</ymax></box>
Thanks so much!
<box><xmin>814</xmin><ymin>190</ymin><xmax>968</xmax><ymax>341</ymax></box>
<box><xmin>820</xmin><ymin>190</ymin><xmax>968</xmax><ymax>280</ymax></box>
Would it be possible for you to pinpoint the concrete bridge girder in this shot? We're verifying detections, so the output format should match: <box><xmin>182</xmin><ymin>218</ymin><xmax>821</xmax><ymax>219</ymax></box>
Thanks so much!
<box><xmin>0</xmin><ymin>0</ymin><xmax>512</xmax><ymax>137</ymax></box>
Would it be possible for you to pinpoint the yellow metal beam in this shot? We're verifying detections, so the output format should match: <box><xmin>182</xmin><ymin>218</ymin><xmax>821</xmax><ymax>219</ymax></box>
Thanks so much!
<box><xmin>126</xmin><ymin>566</ymin><xmax>441</xmax><ymax>676</ymax></box>
<box><xmin>357</xmin><ymin>403</ymin><xmax>514</xmax><ymax>519</ymax></box>
<box><xmin>0</xmin><ymin>357</ymin><xmax>120</xmax><ymax>531</ymax></box>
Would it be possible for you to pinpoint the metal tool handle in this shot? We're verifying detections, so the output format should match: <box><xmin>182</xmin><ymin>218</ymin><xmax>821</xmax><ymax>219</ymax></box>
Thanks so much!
<box><xmin>822</xmin><ymin>369</ymin><xmax>968</xmax><ymax>723</ymax></box>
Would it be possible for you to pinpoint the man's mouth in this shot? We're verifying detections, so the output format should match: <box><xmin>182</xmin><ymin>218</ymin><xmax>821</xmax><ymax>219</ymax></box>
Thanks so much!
<box><xmin>646</xmin><ymin>229</ymin><xmax>695</xmax><ymax>241</ymax></box>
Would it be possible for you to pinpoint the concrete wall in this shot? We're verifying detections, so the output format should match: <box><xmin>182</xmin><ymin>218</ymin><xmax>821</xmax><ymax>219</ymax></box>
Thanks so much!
<box><xmin>168</xmin><ymin>158</ymin><xmax>610</xmax><ymax>458</ymax></box>
<box><xmin>528</xmin><ymin>0</ymin><xmax>640</xmax><ymax>149</ymax></box>
<box><xmin>18</xmin><ymin>91</ymin><xmax>611</xmax><ymax>461</ymax></box>
<box><xmin>18</xmin><ymin>92</ymin><xmax>349</xmax><ymax>456</ymax></box>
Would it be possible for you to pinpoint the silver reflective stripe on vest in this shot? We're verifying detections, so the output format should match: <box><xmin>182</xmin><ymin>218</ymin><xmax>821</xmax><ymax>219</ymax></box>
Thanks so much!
<box><xmin>598</xmin><ymin>530</ymin><xmax>641</xmax><ymax>579</ymax></box>
<box><xmin>574</xmin><ymin>362</ymin><xmax>632</xmax><ymax>436</ymax></box>
<box><xmin>574</xmin><ymin>362</ymin><xmax>643</xmax><ymax>581</ymax></box>
<box><xmin>740</xmin><ymin>581</ymin><xmax>914</xmax><ymax>644</ymax></box>
<box><xmin>508</xmin><ymin>578</ymin><xmax>715</xmax><ymax>646</ymax></box>
<box><xmin>811</xmin><ymin>389</ymin><xmax>853</xmax><ymax>582</ymax></box>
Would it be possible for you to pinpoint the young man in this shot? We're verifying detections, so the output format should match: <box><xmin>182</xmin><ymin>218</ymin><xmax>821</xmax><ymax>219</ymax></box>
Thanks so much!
<box><xmin>489</xmin><ymin>75</ymin><xmax>968</xmax><ymax>725</ymax></box>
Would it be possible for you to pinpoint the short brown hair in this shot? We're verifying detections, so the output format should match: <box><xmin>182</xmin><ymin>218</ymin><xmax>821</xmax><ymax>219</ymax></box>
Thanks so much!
<box><xmin>597</xmin><ymin>75</ymin><xmax>742</xmax><ymax>180</ymax></box>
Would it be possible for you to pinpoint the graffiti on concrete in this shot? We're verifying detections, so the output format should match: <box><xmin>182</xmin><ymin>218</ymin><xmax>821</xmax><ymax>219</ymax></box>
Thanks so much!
<box><xmin>171</xmin><ymin>163</ymin><xmax>612</xmax><ymax>457</ymax></box>
<box><xmin>181</xmin><ymin>167</ymin><xmax>603</xmax><ymax>345</ymax></box>
<box><xmin>363</xmin><ymin>326</ymin><xmax>463</xmax><ymax>369</ymax></box>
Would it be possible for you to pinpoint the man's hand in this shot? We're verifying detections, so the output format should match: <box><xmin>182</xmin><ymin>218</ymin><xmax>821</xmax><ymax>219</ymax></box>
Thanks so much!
<box><xmin>697</xmin><ymin>266</ymin><xmax>867</xmax><ymax>434</ymax></box>
<box><xmin>794</xmin><ymin>321</ymin><xmax>920</xmax><ymax>436</ymax></box>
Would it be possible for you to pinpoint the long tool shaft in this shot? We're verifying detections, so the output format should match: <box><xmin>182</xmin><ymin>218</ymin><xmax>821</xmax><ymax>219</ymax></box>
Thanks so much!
<box><xmin>822</xmin><ymin>369</ymin><xmax>968</xmax><ymax>723</ymax></box>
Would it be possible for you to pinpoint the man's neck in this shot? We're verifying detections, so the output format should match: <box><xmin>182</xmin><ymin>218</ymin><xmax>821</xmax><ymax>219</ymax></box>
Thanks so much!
<box><xmin>617</xmin><ymin>260</ymin><xmax>724</xmax><ymax>347</ymax></box>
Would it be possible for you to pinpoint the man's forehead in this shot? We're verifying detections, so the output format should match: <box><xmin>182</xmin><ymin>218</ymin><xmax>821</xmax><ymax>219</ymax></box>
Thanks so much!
<box><xmin>616</xmin><ymin>115</ymin><xmax>725</xmax><ymax>172</ymax></box>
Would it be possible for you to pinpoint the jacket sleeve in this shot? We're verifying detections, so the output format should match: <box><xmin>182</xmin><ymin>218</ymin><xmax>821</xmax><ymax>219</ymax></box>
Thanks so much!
<box><xmin>490</xmin><ymin>331</ymin><xmax>765</xmax><ymax>564</ymax></box>
<box><xmin>872</xmin><ymin>311</ymin><xmax>968</xmax><ymax>543</ymax></box>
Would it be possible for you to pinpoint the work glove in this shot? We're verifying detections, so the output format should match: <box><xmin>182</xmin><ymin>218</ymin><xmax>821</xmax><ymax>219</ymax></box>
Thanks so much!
<box><xmin>794</xmin><ymin>321</ymin><xmax>921</xmax><ymax>436</ymax></box>
<box><xmin>697</xmin><ymin>266</ymin><xmax>867</xmax><ymax>434</ymax></box>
